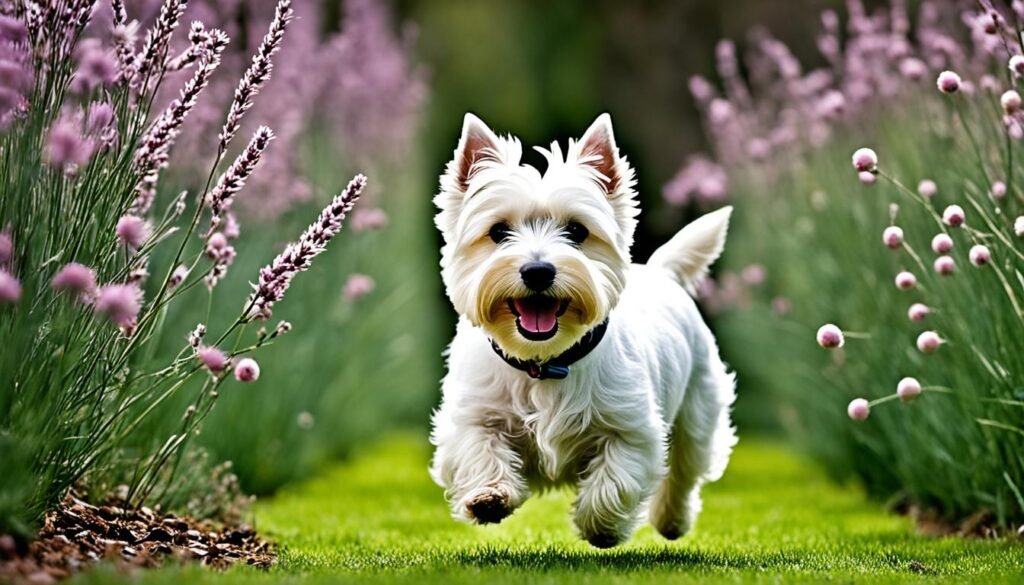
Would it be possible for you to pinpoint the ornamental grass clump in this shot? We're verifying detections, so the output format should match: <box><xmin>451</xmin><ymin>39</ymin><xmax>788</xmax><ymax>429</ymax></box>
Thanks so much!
<box><xmin>676</xmin><ymin>0</ymin><xmax>1024</xmax><ymax>529</ymax></box>
<box><xmin>0</xmin><ymin>0</ymin><xmax>365</xmax><ymax>536</ymax></box>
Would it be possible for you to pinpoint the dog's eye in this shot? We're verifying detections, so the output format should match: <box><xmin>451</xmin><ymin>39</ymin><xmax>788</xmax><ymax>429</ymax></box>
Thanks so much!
<box><xmin>489</xmin><ymin>222</ymin><xmax>511</xmax><ymax>244</ymax></box>
<box><xmin>564</xmin><ymin>221</ymin><xmax>589</xmax><ymax>245</ymax></box>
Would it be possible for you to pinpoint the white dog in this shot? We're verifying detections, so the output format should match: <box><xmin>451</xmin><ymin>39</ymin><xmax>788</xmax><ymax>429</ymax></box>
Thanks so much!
<box><xmin>429</xmin><ymin>113</ymin><xmax>737</xmax><ymax>548</ymax></box>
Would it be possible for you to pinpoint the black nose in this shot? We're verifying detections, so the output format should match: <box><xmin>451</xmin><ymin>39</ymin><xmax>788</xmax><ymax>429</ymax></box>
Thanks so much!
<box><xmin>520</xmin><ymin>261</ymin><xmax>556</xmax><ymax>292</ymax></box>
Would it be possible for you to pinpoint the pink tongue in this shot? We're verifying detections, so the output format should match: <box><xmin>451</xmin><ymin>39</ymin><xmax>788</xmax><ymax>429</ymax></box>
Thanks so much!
<box><xmin>513</xmin><ymin>297</ymin><xmax>559</xmax><ymax>334</ymax></box>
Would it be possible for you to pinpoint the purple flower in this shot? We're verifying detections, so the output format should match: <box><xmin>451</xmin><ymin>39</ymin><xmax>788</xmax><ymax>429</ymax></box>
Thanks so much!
<box><xmin>234</xmin><ymin>357</ymin><xmax>260</xmax><ymax>382</ymax></box>
<box><xmin>248</xmin><ymin>174</ymin><xmax>366</xmax><ymax>320</ymax></box>
<box><xmin>116</xmin><ymin>215</ymin><xmax>150</xmax><ymax>249</ymax></box>
<box><xmin>851</xmin><ymin>148</ymin><xmax>877</xmax><ymax>172</ymax></box>
<box><xmin>942</xmin><ymin>205</ymin><xmax>965</xmax><ymax>228</ymax></box>
<box><xmin>351</xmin><ymin>208</ymin><xmax>389</xmax><ymax>232</ymax></box>
<box><xmin>0</xmin><ymin>268</ymin><xmax>21</xmax><ymax>304</ymax></box>
<box><xmin>917</xmin><ymin>180</ymin><xmax>937</xmax><ymax>198</ymax></box>
<box><xmin>931</xmin><ymin>233</ymin><xmax>954</xmax><ymax>254</ymax></box>
<box><xmin>740</xmin><ymin>264</ymin><xmax>765</xmax><ymax>286</ymax></box>
<box><xmin>45</xmin><ymin>114</ymin><xmax>95</xmax><ymax>172</ymax></box>
<box><xmin>197</xmin><ymin>345</ymin><xmax>228</xmax><ymax>373</ymax></box>
<box><xmin>343</xmin><ymin>273</ymin><xmax>375</xmax><ymax>301</ymax></box>
<box><xmin>52</xmin><ymin>263</ymin><xmax>97</xmax><ymax>299</ymax></box>
<box><xmin>70</xmin><ymin>39</ymin><xmax>117</xmax><ymax>93</ymax></box>
<box><xmin>663</xmin><ymin>156</ymin><xmax>728</xmax><ymax>206</ymax></box>
<box><xmin>94</xmin><ymin>284</ymin><xmax>143</xmax><ymax>327</ymax></box>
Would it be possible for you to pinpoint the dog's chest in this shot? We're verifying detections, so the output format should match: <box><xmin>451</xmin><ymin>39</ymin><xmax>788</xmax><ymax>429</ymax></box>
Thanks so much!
<box><xmin>503</xmin><ymin>379</ymin><xmax>607</xmax><ymax>485</ymax></box>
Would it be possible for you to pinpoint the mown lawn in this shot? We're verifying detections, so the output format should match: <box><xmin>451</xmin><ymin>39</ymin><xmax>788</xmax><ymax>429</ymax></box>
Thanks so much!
<box><xmin>73</xmin><ymin>435</ymin><xmax>1023</xmax><ymax>584</ymax></box>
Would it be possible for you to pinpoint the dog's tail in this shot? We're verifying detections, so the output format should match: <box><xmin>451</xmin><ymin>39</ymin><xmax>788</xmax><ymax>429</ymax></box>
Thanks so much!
<box><xmin>646</xmin><ymin>206</ymin><xmax>732</xmax><ymax>295</ymax></box>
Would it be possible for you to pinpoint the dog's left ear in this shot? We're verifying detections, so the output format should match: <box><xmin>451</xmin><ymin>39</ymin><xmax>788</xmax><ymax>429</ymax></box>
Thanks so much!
<box><xmin>578</xmin><ymin>113</ymin><xmax>631</xmax><ymax>198</ymax></box>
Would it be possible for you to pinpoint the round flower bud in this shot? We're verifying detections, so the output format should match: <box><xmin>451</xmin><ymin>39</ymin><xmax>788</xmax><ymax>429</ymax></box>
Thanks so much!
<box><xmin>908</xmin><ymin>303</ymin><xmax>930</xmax><ymax>322</ymax></box>
<box><xmin>234</xmin><ymin>357</ymin><xmax>260</xmax><ymax>382</ymax></box>
<box><xmin>883</xmin><ymin>226</ymin><xmax>904</xmax><ymax>249</ymax></box>
<box><xmin>895</xmin><ymin>271</ymin><xmax>917</xmax><ymax>290</ymax></box>
<box><xmin>816</xmin><ymin>324</ymin><xmax>844</xmax><ymax>349</ymax></box>
<box><xmin>897</xmin><ymin>377</ymin><xmax>922</xmax><ymax>401</ymax></box>
<box><xmin>917</xmin><ymin>180</ymin><xmax>937</xmax><ymax>198</ymax></box>
<box><xmin>916</xmin><ymin>331</ymin><xmax>942</xmax><ymax>353</ymax></box>
<box><xmin>1002</xmin><ymin>90</ymin><xmax>1022</xmax><ymax>114</ymax></box>
<box><xmin>937</xmin><ymin>70</ymin><xmax>962</xmax><ymax>93</ymax></box>
<box><xmin>847</xmin><ymin>398</ymin><xmax>871</xmax><ymax>421</ymax></box>
<box><xmin>851</xmin><ymin>148</ymin><xmax>878</xmax><ymax>172</ymax></box>
<box><xmin>942</xmin><ymin>205</ymin><xmax>965</xmax><ymax>228</ymax></box>
<box><xmin>934</xmin><ymin>255</ymin><xmax>956</xmax><ymax>275</ymax></box>
<box><xmin>931</xmin><ymin>233</ymin><xmax>954</xmax><ymax>254</ymax></box>
<box><xmin>969</xmin><ymin>244</ymin><xmax>991</xmax><ymax>266</ymax></box>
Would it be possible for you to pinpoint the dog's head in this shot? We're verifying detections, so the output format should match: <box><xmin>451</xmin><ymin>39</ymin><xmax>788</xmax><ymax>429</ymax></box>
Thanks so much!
<box><xmin>435</xmin><ymin>113</ymin><xmax>638</xmax><ymax>362</ymax></box>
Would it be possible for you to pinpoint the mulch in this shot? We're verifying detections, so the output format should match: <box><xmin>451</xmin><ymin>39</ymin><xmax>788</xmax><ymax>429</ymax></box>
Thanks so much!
<box><xmin>0</xmin><ymin>494</ymin><xmax>274</xmax><ymax>584</ymax></box>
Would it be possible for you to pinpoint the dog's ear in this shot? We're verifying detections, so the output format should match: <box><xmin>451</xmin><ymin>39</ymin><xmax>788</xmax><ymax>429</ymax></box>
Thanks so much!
<box><xmin>578</xmin><ymin>113</ymin><xmax>628</xmax><ymax>197</ymax></box>
<box><xmin>447</xmin><ymin>113</ymin><xmax>502</xmax><ymax>193</ymax></box>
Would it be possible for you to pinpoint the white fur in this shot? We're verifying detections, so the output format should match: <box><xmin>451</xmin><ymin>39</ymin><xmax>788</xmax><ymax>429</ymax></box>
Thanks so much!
<box><xmin>430</xmin><ymin>113</ymin><xmax>737</xmax><ymax>547</ymax></box>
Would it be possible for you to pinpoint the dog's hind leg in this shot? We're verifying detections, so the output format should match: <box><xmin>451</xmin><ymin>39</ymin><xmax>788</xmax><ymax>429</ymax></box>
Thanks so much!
<box><xmin>650</xmin><ymin>347</ymin><xmax>736</xmax><ymax>540</ymax></box>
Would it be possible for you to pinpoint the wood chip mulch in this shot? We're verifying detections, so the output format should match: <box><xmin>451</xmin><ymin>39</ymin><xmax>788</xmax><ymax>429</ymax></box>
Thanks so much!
<box><xmin>0</xmin><ymin>494</ymin><xmax>274</xmax><ymax>584</ymax></box>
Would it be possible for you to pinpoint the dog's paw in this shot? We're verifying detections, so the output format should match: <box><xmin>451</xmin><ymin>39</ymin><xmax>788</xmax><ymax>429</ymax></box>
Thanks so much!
<box><xmin>464</xmin><ymin>487</ymin><xmax>513</xmax><ymax>524</ymax></box>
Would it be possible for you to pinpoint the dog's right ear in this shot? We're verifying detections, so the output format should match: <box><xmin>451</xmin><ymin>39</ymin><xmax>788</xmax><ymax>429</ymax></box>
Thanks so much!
<box><xmin>436</xmin><ymin>114</ymin><xmax>506</xmax><ymax>240</ymax></box>
<box><xmin>447</xmin><ymin>113</ymin><xmax>501</xmax><ymax>194</ymax></box>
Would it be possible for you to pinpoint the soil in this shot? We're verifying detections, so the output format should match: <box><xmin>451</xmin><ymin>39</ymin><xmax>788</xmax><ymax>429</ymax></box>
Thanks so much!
<box><xmin>0</xmin><ymin>494</ymin><xmax>273</xmax><ymax>583</ymax></box>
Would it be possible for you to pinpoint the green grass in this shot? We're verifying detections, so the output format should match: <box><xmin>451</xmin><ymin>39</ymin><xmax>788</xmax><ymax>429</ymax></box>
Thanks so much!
<box><xmin>71</xmin><ymin>433</ymin><xmax>1022</xmax><ymax>584</ymax></box>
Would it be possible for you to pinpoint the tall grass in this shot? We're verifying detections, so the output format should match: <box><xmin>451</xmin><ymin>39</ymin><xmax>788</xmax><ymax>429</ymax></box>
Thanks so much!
<box><xmin>0</xmin><ymin>0</ymin><xmax>378</xmax><ymax>536</ymax></box>
<box><xmin>673</xmin><ymin>1</ymin><xmax>1024</xmax><ymax>527</ymax></box>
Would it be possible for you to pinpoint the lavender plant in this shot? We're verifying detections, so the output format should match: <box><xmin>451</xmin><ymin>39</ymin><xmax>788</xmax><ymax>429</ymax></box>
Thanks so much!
<box><xmin>676</xmin><ymin>0</ymin><xmax>1024</xmax><ymax>528</ymax></box>
<box><xmin>0</xmin><ymin>0</ymin><xmax>365</xmax><ymax>536</ymax></box>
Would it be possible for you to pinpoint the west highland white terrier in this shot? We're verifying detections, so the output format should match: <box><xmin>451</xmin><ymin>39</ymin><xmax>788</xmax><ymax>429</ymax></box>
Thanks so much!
<box><xmin>429</xmin><ymin>113</ymin><xmax>737</xmax><ymax>548</ymax></box>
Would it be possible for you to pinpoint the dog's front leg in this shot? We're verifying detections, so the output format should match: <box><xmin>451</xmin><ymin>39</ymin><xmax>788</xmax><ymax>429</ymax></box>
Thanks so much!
<box><xmin>430</xmin><ymin>400</ymin><xmax>529</xmax><ymax>525</ymax></box>
<box><xmin>573</xmin><ymin>434</ymin><xmax>661</xmax><ymax>548</ymax></box>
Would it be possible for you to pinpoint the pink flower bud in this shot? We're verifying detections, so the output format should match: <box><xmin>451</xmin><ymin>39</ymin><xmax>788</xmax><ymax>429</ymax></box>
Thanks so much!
<box><xmin>931</xmin><ymin>233</ymin><xmax>954</xmax><ymax>254</ymax></box>
<box><xmin>1002</xmin><ymin>90</ymin><xmax>1022</xmax><ymax>114</ymax></box>
<box><xmin>917</xmin><ymin>180</ymin><xmax>937</xmax><ymax>198</ymax></box>
<box><xmin>197</xmin><ymin>345</ymin><xmax>228</xmax><ymax>373</ymax></box>
<box><xmin>234</xmin><ymin>357</ymin><xmax>260</xmax><ymax>382</ymax></box>
<box><xmin>816</xmin><ymin>323</ymin><xmax>844</xmax><ymax>349</ymax></box>
<box><xmin>115</xmin><ymin>215</ymin><xmax>150</xmax><ymax>249</ymax></box>
<box><xmin>969</xmin><ymin>244</ymin><xmax>991</xmax><ymax>266</ymax></box>
<box><xmin>897</xmin><ymin>377</ymin><xmax>922</xmax><ymax>401</ymax></box>
<box><xmin>908</xmin><ymin>303</ymin><xmax>930</xmax><ymax>321</ymax></box>
<box><xmin>942</xmin><ymin>205</ymin><xmax>965</xmax><ymax>227</ymax></box>
<box><xmin>1010</xmin><ymin>55</ymin><xmax>1024</xmax><ymax>78</ymax></box>
<box><xmin>851</xmin><ymin>148</ymin><xmax>878</xmax><ymax>172</ymax></box>
<box><xmin>883</xmin><ymin>226</ymin><xmax>904</xmax><ymax>249</ymax></box>
<box><xmin>934</xmin><ymin>255</ymin><xmax>956</xmax><ymax>275</ymax></box>
<box><xmin>0</xmin><ymin>231</ymin><xmax>11</xmax><ymax>265</ymax></box>
<box><xmin>937</xmin><ymin>70</ymin><xmax>961</xmax><ymax>93</ymax></box>
<box><xmin>991</xmin><ymin>181</ymin><xmax>1008</xmax><ymax>199</ymax></box>
<box><xmin>916</xmin><ymin>330</ymin><xmax>942</xmax><ymax>353</ymax></box>
<box><xmin>52</xmin><ymin>262</ymin><xmax>96</xmax><ymax>299</ymax></box>
<box><xmin>859</xmin><ymin>171</ymin><xmax>876</xmax><ymax>185</ymax></box>
<box><xmin>0</xmin><ymin>268</ymin><xmax>21</xmax><ymax>304</ymax></box>
<box><xmin>343</xmin><ymin>273</ymin><xmax>376</xmax><ymax>301</ymax></box>
<box><xmin>94</xmin><ymin>283</ymin><xmax>142</xmax><ymax>326</ymax></box>
<box><xmin>895</xmin><ymin>271</ymin><xmax>917</xmax><ymax>290</ymax></box>
<box><xmin>847</xmin><ymin>398</ymin><xmax>870</xmax><ymax>421</ymax></box>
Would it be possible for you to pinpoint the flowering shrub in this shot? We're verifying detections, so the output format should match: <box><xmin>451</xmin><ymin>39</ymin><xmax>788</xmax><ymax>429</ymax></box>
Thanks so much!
<box><xmin>679</xmin><ymin>0</ymin><xmax>1024</xmax><ymax>527</ymax></box>
<box><xmin>0</xmin><ymin>0</ymin><xmax>368</xmax><ymax>535</ymax></box>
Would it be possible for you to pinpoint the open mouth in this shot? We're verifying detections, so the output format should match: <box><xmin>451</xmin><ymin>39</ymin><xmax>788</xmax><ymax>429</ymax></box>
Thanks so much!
<box><xmin>508</xmin><ymin>296</ymin><xmax>569</xmax><ymax>341</ymax></box>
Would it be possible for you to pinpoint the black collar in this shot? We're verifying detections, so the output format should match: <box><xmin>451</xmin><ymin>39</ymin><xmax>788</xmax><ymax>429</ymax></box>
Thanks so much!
<box><xmin>490</xmin><ymin>319</ymin><xmax>609</xmax><ymax>380</ymax></box>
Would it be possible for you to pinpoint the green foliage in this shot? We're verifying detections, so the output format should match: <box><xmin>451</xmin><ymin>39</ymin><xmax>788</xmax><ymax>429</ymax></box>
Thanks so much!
<box><xmin>71</xmin><ymin>436</ymin><xmax>1024</xmax><ymax>584</ymax></box>
<box><xmin>716</xmin><ymin>96</ymin><xmax>1024</xmax><ymax>527</ymax></box>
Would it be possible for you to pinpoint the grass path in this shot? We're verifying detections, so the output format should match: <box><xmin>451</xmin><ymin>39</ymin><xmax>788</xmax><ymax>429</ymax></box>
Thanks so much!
<box><xmin>76</xmin><ymin>435</ymin><xmax>1022</xmax><ymax>584</ymax></box>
